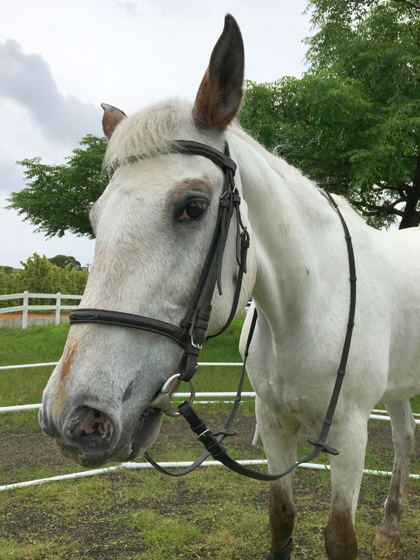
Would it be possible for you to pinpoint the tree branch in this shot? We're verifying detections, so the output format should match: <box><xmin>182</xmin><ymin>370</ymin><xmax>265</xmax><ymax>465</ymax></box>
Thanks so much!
<box><xmin>393</xmin><ymin>0</ymin><xmax>420</xmax><ymax>10</ymax></box>
<box><xmin>349</xmin><ymin>198</ymin><xmax>405</xmax><ymax>218</ymax></box>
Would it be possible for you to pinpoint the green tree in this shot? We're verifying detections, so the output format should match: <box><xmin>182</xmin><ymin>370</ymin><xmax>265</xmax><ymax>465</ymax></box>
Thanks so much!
<box><xmin>0</xmin><ymin>266</ymin><xmax>16</xmax><ymax>274</ymax></box>
<box><xmin>48</xmin><ymin>255</ymin><xmax>82</xmax><ymax>271</ymax></box>
<box><xmin>239</xmin><ymin>0</ymin><xmax>420</xmax><ymax>229</ymax></box>
<box><xmin>7</xmin><ymin>135</ymin><xmax>108</xmax><ymax>238</ymax></box>
<box><xmin>0</xmin><ymin>269</ymin><xmax>24</xmax><ymax>308</ymax></box>
<box><xmin>20</xmin><ymin>254</ymin><xmax>56</xmax><ymax>296</ymax></box>
<box><xmin>0</xmin><ymin>254</ymin><xmax>89</xmax><ymax>308</ymax></box>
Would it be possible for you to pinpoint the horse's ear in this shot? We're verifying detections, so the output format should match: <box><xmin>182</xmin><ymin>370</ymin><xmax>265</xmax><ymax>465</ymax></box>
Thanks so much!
<box><xmin>193</xmin><ymin>14</ymin><xmax>244</xmax><ymax>132</ymax></box>
<box><xmin>101</xmin><ymin>103</ymin><xmax>127</xmax><ymax>139</ymax></box>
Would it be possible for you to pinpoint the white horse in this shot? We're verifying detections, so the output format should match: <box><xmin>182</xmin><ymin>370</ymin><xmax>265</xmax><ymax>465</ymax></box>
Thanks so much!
<box><xmin>39</xmin><ymin>15</ymin><xmax>420</xmax><ymax>560</ymax></box>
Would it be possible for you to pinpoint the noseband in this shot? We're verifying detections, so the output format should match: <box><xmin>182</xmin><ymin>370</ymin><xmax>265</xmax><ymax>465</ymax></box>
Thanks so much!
<box><xmin>70</xmin><ymin>139</ymin><xmax>250</xmax><ymax>403</ymax></box>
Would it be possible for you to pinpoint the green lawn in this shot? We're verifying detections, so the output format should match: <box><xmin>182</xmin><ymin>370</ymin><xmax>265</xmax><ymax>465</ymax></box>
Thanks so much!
<box><xmin>0</xmin><ymin>318</ymin><xmax>419</xmax><ymax>419</ymax></box>
<box><xmin>1</xmin><ymin>322</ymin><xmax>420</xmax><ymax>559</ymax></box>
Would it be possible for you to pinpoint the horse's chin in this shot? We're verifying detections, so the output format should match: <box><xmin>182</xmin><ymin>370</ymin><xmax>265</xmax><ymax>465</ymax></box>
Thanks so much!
<box><xmin>56</xmin><ymin>408</ymin><xmax>164</xmax><ymax>469</ymax></box>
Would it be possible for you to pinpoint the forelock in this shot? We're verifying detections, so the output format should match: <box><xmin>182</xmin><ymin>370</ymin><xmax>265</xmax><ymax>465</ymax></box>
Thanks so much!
<box><xmin>103</xmin><ymin>99</ymin><xmax>195</xmax><ymax>170</ymax></box>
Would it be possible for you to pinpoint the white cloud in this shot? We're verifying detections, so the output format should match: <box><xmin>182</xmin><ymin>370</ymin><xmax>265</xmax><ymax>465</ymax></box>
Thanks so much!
<box><xmin>0</xmin><ymin>0</ymin><xmax>312</xmax><ymax>269</ymax></box>
<box><xmin>0</xmin><ymin>39</ymin><xmax>102</xmax><ymax>144</ymax></box>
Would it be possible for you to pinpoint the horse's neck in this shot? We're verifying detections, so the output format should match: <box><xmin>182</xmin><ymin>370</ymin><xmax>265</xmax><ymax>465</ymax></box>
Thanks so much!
<box><xmin>231</xmin><ymin>130</ymin><xmax>336</xmax><ymax>334</ymax></box>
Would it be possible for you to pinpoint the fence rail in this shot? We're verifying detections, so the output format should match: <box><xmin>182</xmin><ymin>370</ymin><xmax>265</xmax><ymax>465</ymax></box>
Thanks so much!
<box><xmin>2</xmin><ymin>360</ymin><xmax>420</xmax><ymax>424</ymax></box>
<box><xmin>1</xmin><ymin>360</ymin><xmax>420</xmax><ymax>491</ymax></box>
<box><xmin>0</xmin><ymin>292</ymin><xmax>82</xmax><ymax>328</ymax></box>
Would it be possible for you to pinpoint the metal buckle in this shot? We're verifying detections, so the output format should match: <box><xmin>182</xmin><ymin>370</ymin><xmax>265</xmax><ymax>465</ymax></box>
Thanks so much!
<box><xmin>146</xmin><ymin>373</ymin><xmax>196</xmax><ymax>418</ymax></box>
<box><xmin>197</xmin><ymin>428</ymin><xmax>210</xmax><ymax>440</ymax></box>
<box><xmin>190</xmin><ymin>335</ymin><xmax>202</xmax><ymax>350</ymax></box>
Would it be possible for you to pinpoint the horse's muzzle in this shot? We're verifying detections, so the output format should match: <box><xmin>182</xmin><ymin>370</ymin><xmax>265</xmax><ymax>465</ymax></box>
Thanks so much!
<box><xmin>39</xmin><ymin>400</ymin><xmax>163</xmax><ymax>468</ymax></box>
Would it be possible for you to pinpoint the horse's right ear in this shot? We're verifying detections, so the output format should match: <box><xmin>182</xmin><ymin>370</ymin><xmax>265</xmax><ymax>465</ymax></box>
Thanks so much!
<box><xmin>193</xmin><ymin>14</ymin><xmax>244</xmax><ymax>132</ymax></box>
<box><xmin>101</xmin><ymin>103</ymin><xmax>127</xmax><ymax>139</ymax></box>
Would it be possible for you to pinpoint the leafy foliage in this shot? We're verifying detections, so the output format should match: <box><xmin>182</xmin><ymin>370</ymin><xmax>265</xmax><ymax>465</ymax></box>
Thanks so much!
<box><xmin>7</xmin><ymin>135</ymin><xmax>108</xmax><ymax>238</ymax></box>
<box><xmin>0</xmin><ymin>266</ymin><xmax>15</xmax><ymax>275</ymax></box>
<box><xmin>0</xmin><ymin>253</ymin><xmax>88</xmax><ymax>308</ymax></box>
<box><xmin>239</xmin><ymin>0</ymin><xmax>420</xmax><ymax>228</ymax></box>
<box><xmin>48</xmin><ymin>255</ymin><xmax>82</xmax><ymax>270</ymax></box>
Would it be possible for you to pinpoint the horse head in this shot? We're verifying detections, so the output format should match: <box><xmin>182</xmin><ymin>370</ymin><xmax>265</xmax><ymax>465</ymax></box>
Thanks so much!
<box><xmin>39</xmin><ymin>15</ymin><xmax>256</xmax><ymax>468</ymax></box>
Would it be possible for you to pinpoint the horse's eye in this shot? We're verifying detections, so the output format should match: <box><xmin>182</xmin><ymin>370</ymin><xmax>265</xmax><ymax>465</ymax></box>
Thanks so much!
<box><xmin>180</xmin><ymin>200</ymin><xmax>208</xmax><ymax>220</ymax></box>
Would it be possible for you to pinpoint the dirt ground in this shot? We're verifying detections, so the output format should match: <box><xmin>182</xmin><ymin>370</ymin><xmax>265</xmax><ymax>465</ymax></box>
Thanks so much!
<box><xmin>1</xmin><ymin>414</ymin><xmax>420</xmax><ymax>560</ymax></box>
<box><xmin>1</xmin><ymin>413</ymin><xmax>416</xmax><ymax>474</ymax></box>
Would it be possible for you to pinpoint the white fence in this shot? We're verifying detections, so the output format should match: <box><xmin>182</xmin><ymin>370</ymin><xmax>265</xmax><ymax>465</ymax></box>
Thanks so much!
<box><xmin>0</xmin><ymin>291</ymin><xmax>82</xmax><ymax>329</ymax></box>
<box><xmin>1</xmin><ymin>360</ymin><xmax>420</xmax><ymax>491</ymax></box>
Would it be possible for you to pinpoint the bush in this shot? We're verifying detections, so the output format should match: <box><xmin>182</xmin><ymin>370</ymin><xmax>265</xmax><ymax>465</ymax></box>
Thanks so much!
<box><xmin>0</xmin><ymin>253</ymin><xmax>88</xmax><ymax>308</ymax></box>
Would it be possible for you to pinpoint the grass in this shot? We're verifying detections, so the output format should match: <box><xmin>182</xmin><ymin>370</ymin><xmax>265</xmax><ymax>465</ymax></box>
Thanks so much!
<box><xmin>0</xmin><ymin>323</ymin><xmax>70</xmax><ymax>404</ymax></box>
<box><xmin>1</xmin><ymin>446</ymin><xmax>419</xmax><ymax>559</ymax></box>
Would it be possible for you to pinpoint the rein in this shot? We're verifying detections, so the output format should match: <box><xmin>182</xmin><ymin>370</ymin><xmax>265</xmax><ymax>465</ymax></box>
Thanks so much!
<box><xmin>172</xmin><ymin>190</ymin><xmax>357</xmax><ymax>481</ymax></box>
<box><xmin>69</xmin><ymin>141</ymin><xmax>357</xmax><ymax>481</ymax></box>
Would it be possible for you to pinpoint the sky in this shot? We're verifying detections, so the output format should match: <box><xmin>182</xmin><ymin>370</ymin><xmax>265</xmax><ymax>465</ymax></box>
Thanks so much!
<box><xmin>0</xmin><ymin>0</ymin><xmax>313</xmax><ymax>269</ymax></box>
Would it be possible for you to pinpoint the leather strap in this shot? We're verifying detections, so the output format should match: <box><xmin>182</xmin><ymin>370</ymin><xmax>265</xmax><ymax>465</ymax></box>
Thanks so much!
<box><xmin>69</xmin><ymin>138</ymin><xmax>356</xmax><ymax>483</ymax></box>
<box><xmin>69</xmin><ymin>308</ymin><xmax>189</xmax><ymax>346</ymax></box>
<box><xmin>144</xmin><ymin>305</ymin><xmax>258</xmax><ymax>477</ymax></box>
<box><xmin>174</xmin><ymin>140</ymin><xmax>237</xmax><ymax>174</ymax></box>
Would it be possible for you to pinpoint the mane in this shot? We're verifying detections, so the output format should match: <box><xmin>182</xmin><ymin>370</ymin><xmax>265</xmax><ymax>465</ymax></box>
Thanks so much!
<box><xmin>104</xmin><ymin>99</ymin><xmax>195</xmax><ymax>170</ymax></box>
<box><xmin>103</xmin><ymin>101</ymin><xmax>364</xmax><ymax>227</ymax></box>
<box><xmin>229</xmin><ymin>123</ymin><xmax>368</xmax><ymax>228</ymax></box>
<box><xmin>230</xmin><ymin>123</ymin><xmax>316</xmax><ymax>188</ymax></box>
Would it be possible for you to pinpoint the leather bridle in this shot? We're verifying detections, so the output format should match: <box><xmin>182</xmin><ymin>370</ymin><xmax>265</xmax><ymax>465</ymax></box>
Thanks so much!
<box><xmin>70</xmin><ymin>139</ymin><xmax>250</xmax><ymax>409</ymax></box>
<box><xmin>69</xmin><ymin>140</ymin><xmax>357</xmax><ymax>482</ymax></box>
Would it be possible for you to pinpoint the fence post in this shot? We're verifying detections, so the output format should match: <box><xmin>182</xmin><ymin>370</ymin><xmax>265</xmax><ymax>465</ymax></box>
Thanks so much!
<box><xmin>22</xmin><ymin>291</ymin><xmax>29</xmax><ymax>329</ymax></box>
<box><xmin>55</xmin><ymin>292</ymin><xmax>61</xmax><ymax>326</ymax></box>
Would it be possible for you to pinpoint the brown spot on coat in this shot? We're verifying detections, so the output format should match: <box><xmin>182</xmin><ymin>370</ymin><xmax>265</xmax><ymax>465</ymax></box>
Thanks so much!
<box><xmin>165</xmin><ymin>178</ymin><xmax>213</xmax><ymax>213</ymax></box>
<box><xmin>52</xmin><ymin>344</ymin><xmax>77</xmax><ymax>422</ymax></box>
<box><xmin>324</xmin><ymin>507</ymin><xmax>357</xmax><ymax>560</ymax></box>
<box><xmin>269</xmin><ymin>482</ymin><xmax>295</xmax><ymax>553</ymax></box>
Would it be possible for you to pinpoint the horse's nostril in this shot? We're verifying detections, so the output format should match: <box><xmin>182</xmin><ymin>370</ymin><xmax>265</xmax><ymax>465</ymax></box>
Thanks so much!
<box><xmin>66</xmin><ymin>406</ymin><xmax>116</xmax><ymax>451</ymax></box>
<box><xmin>80</xmin><ymin>409</ymin><xmax>114</xmax><ymax>439</ymax></box>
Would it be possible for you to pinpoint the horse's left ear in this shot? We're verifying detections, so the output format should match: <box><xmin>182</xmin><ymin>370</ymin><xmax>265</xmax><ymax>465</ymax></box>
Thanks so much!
<box><xmin>193</xmin><ymin>14</ymin><xmax>244</xmax><ymax>131</ymax></box>
<box><xmin>101</xmin><ymin>103</ymin><xmax>127</xmax><ymax>139</ymax></box>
